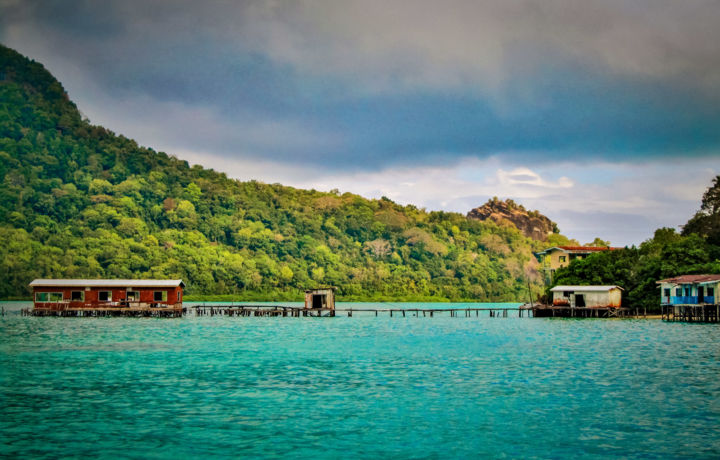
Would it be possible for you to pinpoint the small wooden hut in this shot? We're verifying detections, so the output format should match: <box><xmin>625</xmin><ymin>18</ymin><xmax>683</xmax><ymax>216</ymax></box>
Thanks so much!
<box><xmin>304</xmin><ymin>287</ymin><xmax>336</xmax><ymax>310</ymax></box>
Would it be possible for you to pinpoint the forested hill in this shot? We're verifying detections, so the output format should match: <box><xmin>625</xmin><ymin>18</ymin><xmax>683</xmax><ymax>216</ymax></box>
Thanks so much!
<box><xmin>0</xmin><ymin>44</ymin><xmax>552</xmax><ymax>301</ymax></box>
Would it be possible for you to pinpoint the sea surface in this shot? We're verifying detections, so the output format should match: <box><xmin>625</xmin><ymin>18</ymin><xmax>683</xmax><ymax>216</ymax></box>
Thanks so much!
<box><xmin>1</xmin><ymin>301</ymin><xmax>719</xmax><ymax>459</ymax></box>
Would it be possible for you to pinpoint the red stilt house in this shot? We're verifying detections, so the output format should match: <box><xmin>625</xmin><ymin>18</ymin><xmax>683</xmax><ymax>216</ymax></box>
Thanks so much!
<box><xmin>29</xmin><ymin>279</ymin><xmax>185</xmax><ymax>311</ymax></box>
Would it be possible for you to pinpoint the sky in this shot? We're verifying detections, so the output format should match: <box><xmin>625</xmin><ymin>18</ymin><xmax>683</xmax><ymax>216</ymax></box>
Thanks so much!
<box><xmin>1</xmin><ymin>0</ymin><xmax>719</xmax><ymax>246</ymax></box>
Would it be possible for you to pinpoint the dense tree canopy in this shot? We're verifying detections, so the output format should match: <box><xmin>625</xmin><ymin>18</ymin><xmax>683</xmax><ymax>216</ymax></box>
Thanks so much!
<box><xmin>0</xmin><ymin>44</ymin><xmax>552</xmax><ymax>301</ymax></box>
<box><xmin>683</xmin><ymin>175</ymin><xmax>720</xmax><ymax>245</ymax></box>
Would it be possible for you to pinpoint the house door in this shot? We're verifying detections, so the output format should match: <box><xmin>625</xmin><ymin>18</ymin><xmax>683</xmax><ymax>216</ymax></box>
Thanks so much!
<box><xmin>312</xmin><ymin>294</ymin><xmax>325</xmax><ymax>309</ymax></box>
<box><xmin>698</xmin><ymin>286</ymin><xmax>704</xmax><ymax>303</ymax></box>
<box><xmin>575</xmin><ymin>294</ymin><xmax>586</xmax><ymax>307</ymax></box>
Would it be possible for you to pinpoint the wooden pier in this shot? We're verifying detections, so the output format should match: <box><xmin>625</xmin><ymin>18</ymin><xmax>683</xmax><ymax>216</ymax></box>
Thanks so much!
<box><xmin>18</xmin><ymin>304</ymin><xmax>657</xmax><ymax>320</ymax></box>
<box><xmin>338</xmin><ymin>307</ymin><xmax>532</xmax><ymax>317</ymax></box>
<box><xmin>193</xmin><ymin>305</ymin><xmax>334</xmax><ymax>317</ymax></box>
<box><xmin>662</xmin><ymin>304</ymin><xmax>720</xmax><ymax>323</ymax></box>
<box><xmin>532</xmin><ymin>306</ymin><xmax>635</xmax><ymax>318</ymax></box>
<box><xmin>22</xmin><ymin>306</ymin><xmax>184</xmax><ymax>318</ymax></box>
<box><xmin>191</xmin><ymin>305</ymin><xmax>532</xmax><ymax>318</ymax></box>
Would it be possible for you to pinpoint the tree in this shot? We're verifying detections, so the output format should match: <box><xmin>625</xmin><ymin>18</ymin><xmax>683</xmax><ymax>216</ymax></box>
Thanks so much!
<box><xmin>586</xmin><ymin>237</ymin><xmax>611</xmax><ymax>247</ymax></box>
<box><xmin>683</xmin><ymin>175</ymin><xmax>720</xmax><ymax>245</ymax></box>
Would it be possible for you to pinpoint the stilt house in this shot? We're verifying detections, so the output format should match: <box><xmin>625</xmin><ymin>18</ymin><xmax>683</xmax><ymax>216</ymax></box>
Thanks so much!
<box><xmin>657</xmin><ymin>274</ymin><xmax>720</xmax><ymax>305</ymax></box>
<box><xmin>550</xmin><ymin>285</ymin><xmax>623</xmax><ymax>308</ymax></box>
<box><xmin>29</xmin><ymin>279</ymin><xmax>185</xmax><ymax>310</ymax></box>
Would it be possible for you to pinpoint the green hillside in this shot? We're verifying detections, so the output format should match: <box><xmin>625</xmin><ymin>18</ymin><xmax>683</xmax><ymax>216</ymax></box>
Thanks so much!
<box><xmin>0</xmin><ymin>44</ymin><xmax>552</xmax><ymax>301</ymax></box>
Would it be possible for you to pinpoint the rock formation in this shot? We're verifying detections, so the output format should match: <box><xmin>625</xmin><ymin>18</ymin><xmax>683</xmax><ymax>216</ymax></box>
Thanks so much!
<box><xmin>467</xmin><ymin>198</ymin><xmax>557</xmax><ymax>241</ymax></box>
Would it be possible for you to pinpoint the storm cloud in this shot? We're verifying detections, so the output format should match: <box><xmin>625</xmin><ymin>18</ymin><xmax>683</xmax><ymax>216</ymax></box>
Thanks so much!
<box><xmin>1</xmin><ymin>0</ymin><xmax>719</xmax><ymax>244</ymax></box>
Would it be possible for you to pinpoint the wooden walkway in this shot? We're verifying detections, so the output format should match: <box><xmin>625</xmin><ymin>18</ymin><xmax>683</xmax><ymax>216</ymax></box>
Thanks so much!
<box><xmin>532</xmin><ymin>306</ymin><xmax>636</xmax><ymax>318</ymax></box>
<box><xmin>337</xmin><ymin>307</ymin><xmax>531</xmax><ymax>317</ymax></box>
<box><xmin>194</xmin><ymin>305</ymin><xmax>333</xmax><ymax>317</ymax></box>
<box><xmin>191</xmin><ymin>305</ymin><xmax>532</xmax><ymax>318</ymax></box>
<box><xmin>662</xmin><ymin>304</ymin><xmax>720</xmax><ymax>323</ymax></box>
<box><xmin>18</xmin><ymin>304</ymin><xmax>656</xmax><ymax>320</ymax></box>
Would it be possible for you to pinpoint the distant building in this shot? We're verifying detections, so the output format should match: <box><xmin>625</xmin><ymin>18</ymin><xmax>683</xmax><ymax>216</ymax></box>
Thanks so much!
<box><xmin>657</xmin><ymin>274</ymin><xmax>720</xmax><ymax>305</ymax></box>
<box><xmin>535</xmin><ymin>246</ymin><xmax>620</xmax><ymax>280</ymax></box>
<box><xmin>29</xmin><ymin>279</ymin><xmax>185</xmax><ymax>310</ymax></box>
<box><xmin>304</xmin><ymin>287</ymin><xmax>336</xmax><ymax>310</ymax></box>
<box><xmin>549</xmin><ymin>285</ymin><xmax>623</xmax><ymax>308</ymax></box>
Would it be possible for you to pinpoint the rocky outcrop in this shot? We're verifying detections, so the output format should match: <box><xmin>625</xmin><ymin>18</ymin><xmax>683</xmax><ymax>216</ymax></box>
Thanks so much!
<box><xmin>467</xmin><ymin>198</ymin><xmax>557</xmax><ymax>241</ymax></box>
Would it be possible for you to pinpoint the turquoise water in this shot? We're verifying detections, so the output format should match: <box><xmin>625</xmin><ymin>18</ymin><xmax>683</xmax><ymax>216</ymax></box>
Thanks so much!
<box><xmin>2</xmin><ymin>301</ymin><xmax>719</xmax><ymax>459</ymax></box>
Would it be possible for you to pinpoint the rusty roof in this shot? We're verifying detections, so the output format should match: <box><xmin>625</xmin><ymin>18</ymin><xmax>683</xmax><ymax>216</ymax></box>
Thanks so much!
<box><xmin>537</xmin><ymin>246</ymin><xmax>621</xmax><ymax>254</ymax></box>
<box><xmin>304</xmin><ymin>286</ymin><xmax>337</xmax><ymax>293</ymax></box>
<box><xmin>656</xmin><ymin>274</ymin><xmax>720</xmax><ymax>284</ymax></box>
<box><xmin>29</xmin><ymin>279</ymin><xmax>185</xmax><ymax>288</ymax></box>
<box><xmin>550</xmin><ymin>285</ymin><xmax>624</xmax><ymax>292</ymax></box>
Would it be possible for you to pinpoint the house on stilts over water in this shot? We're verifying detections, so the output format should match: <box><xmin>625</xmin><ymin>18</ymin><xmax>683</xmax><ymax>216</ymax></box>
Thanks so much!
<box><xmin>534</xmin><ymin>285</ymin><xmax>628</xmax><ymax>318</ymax></box>
<box><xmin>25</xmin><ymin>279</ymin><xmax>185</xmax><ymax>317</ymax></box>
<box><xmin>658</xmin><ymin>274</ymin><xmax>720</xmax><ymax>323</ymax></box>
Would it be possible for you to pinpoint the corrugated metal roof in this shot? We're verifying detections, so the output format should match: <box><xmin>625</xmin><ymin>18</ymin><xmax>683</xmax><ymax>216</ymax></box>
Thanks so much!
<box><xmin>29</xmin><ymin>279</ymin><xmax>185</xmax><ymax>288</ymax></box>
<box><xmin>550</xmin><ymin>285</ymin><xmax>624</xmax><ymax>292</ymax></box>
<box><xmin>304</xmin><ymin>286</ymin><xmax>337</xmax><ymax>293</ymax></box>
<box><xmin>557</xmin><ymin>246</ymin><xmax>620</xmax><ymax>251</ymax></box>
<box><xmin>536</xmin><ymin>246</ymin><xmax>621</xmax><ymax>255</ymax></box>
<box><xmin>656</xmin><ymin>274</ymin><xmax>720</xmax><ymax>284</ymax></box>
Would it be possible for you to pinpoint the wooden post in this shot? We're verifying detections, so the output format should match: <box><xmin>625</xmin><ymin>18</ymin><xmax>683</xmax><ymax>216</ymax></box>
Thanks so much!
<box><xmin>526</xmin><ymin>280</ymin><xmax>535</xmax><ymax>309</ymax></box>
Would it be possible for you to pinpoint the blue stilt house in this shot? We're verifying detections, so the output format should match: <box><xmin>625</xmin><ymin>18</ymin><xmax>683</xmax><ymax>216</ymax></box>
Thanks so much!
<box><xmin>657</xmin><ymin>274</ymin><xmax>720</xmax><ymax>305</ymax></box>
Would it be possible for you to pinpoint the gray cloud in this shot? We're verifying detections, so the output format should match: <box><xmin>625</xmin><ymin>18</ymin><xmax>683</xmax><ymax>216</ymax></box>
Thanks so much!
<box><xmin>4</xmin><ymin>0</ymin><xmax>720</xmax><ymax>96</ymax></box>
<box><xmin>1</xmin><ymin>0</ymin><xmax>719</xmax><ymax>247</ymax></box>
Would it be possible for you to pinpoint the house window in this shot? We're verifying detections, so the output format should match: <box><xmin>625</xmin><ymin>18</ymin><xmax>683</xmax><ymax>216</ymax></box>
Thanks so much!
<box><xmin>675</xmin><ymin>288</ymin><xmax>682</xmax><ymax>296</ymax></box>
<box><xmin>48</xmin><ymin>292</ymin><xmax>63</xmax><ymax>302</ymax></box>
<box><xmin>663</xmin><ymin>289</ymin><xmax>670</xmax><ymax>297</ymax></box>
<box><xmin>35</xmin><ymin>292</ymin><xmax>48</xmax><ymax>302</ymax></box>
<box><xmin>563</xmin><ymin>291</ymin><xmax>572</xmax><ymax>298</ymax></box>
<box><xmin>559</xmin><ymin>256</ymin><xmax>567</xmax><ymax>263</ymax></box>
<box><xmin>98</xmin><ymin>291</ymin><xmax>112</xmax><ymax>302</ymax></box>
<box><xmin>154</xmin><ymin>291</ymin><xmax>168</xmax><ymax>302</ymax></box>
<box><xmin>71</xmin><ymin>291</ymin><xmax>84</xmax><ymax>301</ymax></box>
<box><xmin>126</xmin><ymin>291</ymin><xmax>140</xmax><ymax>301</ymax></box>
<box><xmin>707</xmin><ymin>287</ymin><xmax>715</xmax><ymax>297</ymax></box>
<box><xmin>685</xmin><ymin>287</ymin><xmax>691</xmax><ymax>297</ymax></box>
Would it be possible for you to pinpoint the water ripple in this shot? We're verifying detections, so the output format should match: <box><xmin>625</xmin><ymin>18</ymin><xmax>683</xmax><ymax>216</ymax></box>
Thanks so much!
<box><xmin>1</xmin><ymin>304</ymin><xmax>719</xmax><ymax>458</ymax></box>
